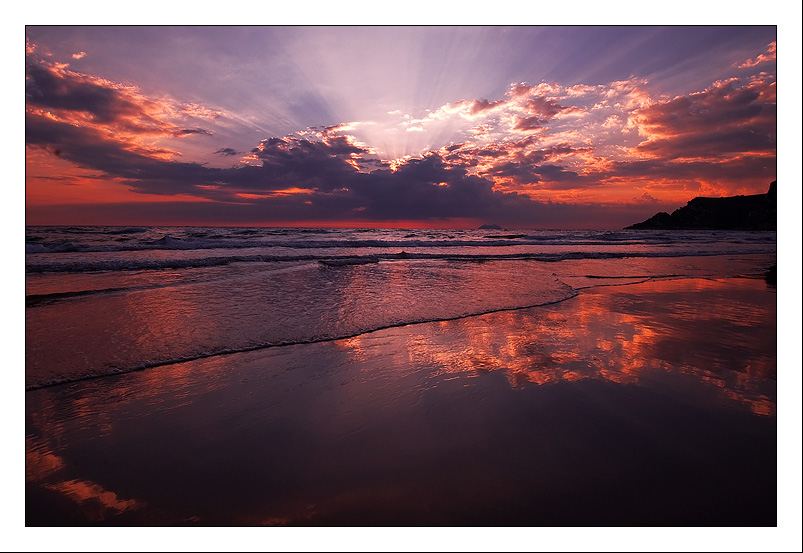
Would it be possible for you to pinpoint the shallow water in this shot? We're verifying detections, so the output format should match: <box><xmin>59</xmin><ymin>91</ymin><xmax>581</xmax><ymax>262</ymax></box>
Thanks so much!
<box><xmin>25</xmin><ymin>225</ymin><xmax>776</xmax><ymax>389</ymax></box>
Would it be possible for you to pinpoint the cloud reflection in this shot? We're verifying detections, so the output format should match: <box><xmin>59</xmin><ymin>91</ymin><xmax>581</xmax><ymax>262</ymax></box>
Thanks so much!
<box><xmin>26</xmin><ymin>435</ymin><xmax>144</xmax><ymax>521</ymax></box>
<box><xmin>341</xmin><ymin>277</ymin><xmax>776</xmax><ymax>416</ymax></box>
<box><xmin>44</xmin><ymin>479</ymin><xmax>143</xmax><ymax>519</ymax></box>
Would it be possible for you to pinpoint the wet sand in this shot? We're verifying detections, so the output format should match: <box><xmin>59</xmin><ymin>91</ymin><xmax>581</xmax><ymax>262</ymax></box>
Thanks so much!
<box><xmin>25</xmin><ymin>276</ymin><xmax>776</xmax><ymax>526</ymax></box>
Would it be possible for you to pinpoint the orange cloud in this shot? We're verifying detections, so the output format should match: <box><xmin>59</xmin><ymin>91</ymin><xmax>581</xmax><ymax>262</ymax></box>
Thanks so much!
<box><xmin>25</xmin><ymin>49</ymin><xmax>228</xmax><ymax>166</ymax></box>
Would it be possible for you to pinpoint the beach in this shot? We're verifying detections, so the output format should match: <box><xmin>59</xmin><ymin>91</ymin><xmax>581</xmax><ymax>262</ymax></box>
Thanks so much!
<box><xmin>25</xmin><ymin>274</ymin><xmax>776</xmax><ymax>526</ymax></box>
<box><xmin>22</xmin><ymin>23</ymin><xmax>790</xmax><ymax>540</ymax></box>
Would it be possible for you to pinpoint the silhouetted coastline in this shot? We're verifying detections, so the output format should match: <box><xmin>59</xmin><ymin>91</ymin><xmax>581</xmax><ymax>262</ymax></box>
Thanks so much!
<box><xmin>626</xmin><ymin>181</ymin><xmax>776</xmax><ymax>230</ymax></box>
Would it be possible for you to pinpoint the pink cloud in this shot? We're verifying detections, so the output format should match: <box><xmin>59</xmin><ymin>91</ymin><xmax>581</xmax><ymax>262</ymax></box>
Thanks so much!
<box><xmin>737</xmin><ymin>41</ymin><xmax>776</xmax><ymax>69</ymax></box>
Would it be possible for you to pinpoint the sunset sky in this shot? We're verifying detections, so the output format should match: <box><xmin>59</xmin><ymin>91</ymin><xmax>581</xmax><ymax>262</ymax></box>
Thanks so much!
<box><xmin>25</xmin><ymin>25</ymin><xmax>779</xmax><ymax>228</ymax></box>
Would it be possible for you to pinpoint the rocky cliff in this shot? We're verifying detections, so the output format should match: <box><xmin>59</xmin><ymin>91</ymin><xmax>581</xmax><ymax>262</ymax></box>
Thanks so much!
<box><xmin>626</xmin><ymin>181</ymin><xmax>776</xmax><ymax>230</ymax></box>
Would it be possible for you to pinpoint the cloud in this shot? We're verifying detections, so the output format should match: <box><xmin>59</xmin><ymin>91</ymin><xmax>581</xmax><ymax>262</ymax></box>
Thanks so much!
<box><xmin>634</xmin><ymin>191</ymin><xmax>660</xmax><ymax>204</ymax></box>
<box><xmin>25</xmin><ymin>108</ymin><xmax>225</xmax><ymax>197</ymax></box>
<box><xmin>26</xmin><ymin>44</ymin><xmax>776</xmax><ymax>227</ymax></box>
<box><xmin>26</xmin><ymin>101</ymin><xmax>550</xmax><ymax>223</ymax></box>
<box><xmin>25</xmin><ymin>48</ymin><xmax>228</xmax><ymax>151</ymax></box>
<box><xmin>71</xmin><ymin>51</ymin><xmax>86</xmax><ymax>60</ymax></box>
<box><xmin>25</xmin><ymin>60</ymin><xmax>159</xmax><ymax>127</ymax></box>
<box><xmin>628</xmin><ymin>78</ymin><xmax>776</xmax><ymax>160</ymax></box>
<box><xmin>521</xmin><ymin>96</ymin><xmax>577</xmax><ymax>119</ymax></box>
<box><xmin>469</xmin><ymin>98</ymin><xmax>506</xmax><ymax>115</ymax></box>
<box><xmin>512</xmin><ymin>116</ymin><xmax>545</xmax><ymax>131</ymax></box>
<box><xmin>176</xmin><ymin>128</ymin><xmax>213</xmax><ymax>136</ymax></box>
<box><xmin>387</xmin><ymin>82</ymin><xmax>581</xmax><ymax>138</ymax></box>
<box><xmin>181</xmin><ymin>104</ymin><xmax>223</xmax><ymax>120</ymax></box>
<box><xmin>445</xmin><ymin>140</ymin><xmax>594</xmax><ymax>191</ymax></box>
<box><xmin>736</xmin><ymin>41</ymin><xmax>777</xmax><ymax>69</ymax></box>
<box><xmin>424</xmin><ymin>76</ymin><xmax>776</xmax><ymax>199</ymax></box>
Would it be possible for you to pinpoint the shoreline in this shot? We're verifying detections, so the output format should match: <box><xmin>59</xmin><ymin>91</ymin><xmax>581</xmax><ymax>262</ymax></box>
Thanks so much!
<box><xmin>25</xmin><ymin>276</ymin><xmax>777</xmax><ymax>526</ymax></box>
<box><xmin>24</xmin><ymin>265</ymin><xmax>775</xmax><ymax>392</ymax></box>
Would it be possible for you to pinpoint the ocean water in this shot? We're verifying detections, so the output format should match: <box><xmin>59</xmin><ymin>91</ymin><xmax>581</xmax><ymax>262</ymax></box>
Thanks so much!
<box><xmin>25</xmin><ymin>226</ymin><xmax>776</xmax><ymax>390</ymax></box>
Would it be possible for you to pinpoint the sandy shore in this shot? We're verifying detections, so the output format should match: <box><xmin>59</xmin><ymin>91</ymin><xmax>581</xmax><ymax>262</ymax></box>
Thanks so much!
<box><xmin>25</xmin><ymin>276</ymin><xmax>776</xmax><ymax>526</ymax></box>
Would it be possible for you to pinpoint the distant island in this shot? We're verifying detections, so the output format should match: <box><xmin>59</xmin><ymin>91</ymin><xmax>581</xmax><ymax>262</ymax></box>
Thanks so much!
<box><xmin>626</xmin><ymin>181</ymin><xmax>776</xmax><ymax>231</ymax></box>
<box><xmin>478</xmin><ymin>224</ymin><xmax>502</xmax><ymax>230</ymax></box>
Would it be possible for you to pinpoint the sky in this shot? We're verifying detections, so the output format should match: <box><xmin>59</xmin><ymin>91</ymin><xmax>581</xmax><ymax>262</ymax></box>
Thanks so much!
<box><xmin>24</xmin><ymin>25</ymin><xmax>780</xmax><ymax>228</ymax></box>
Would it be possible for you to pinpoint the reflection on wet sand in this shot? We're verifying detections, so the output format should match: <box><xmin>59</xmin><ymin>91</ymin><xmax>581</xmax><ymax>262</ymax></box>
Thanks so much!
<box><xmin>26</xmin><ymin>435</ymin><xmax>144</xmax><ymax>522</ymax></box>
<box><xmin>25</xmin><ymin>259</ymin><xmax>576</xmax><ymax>390</ymax></box>
<box><xmin>45</xmin><ymin>479</ymin><xmax>142</xmax><ymax>519</ymax></box>
<box><xmin>26</xmin><ymin>276</ymin><xmax>776</xmax><ymax>525</ymax></box>
<box><xmin>342</xmin><ymin>277</ymin><xmax>776</xmax><ymax>416</ymax></box>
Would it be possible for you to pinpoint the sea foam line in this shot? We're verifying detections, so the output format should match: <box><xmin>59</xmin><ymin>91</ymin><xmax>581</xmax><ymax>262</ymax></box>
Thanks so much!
<box><xmin>24</xmin><ymin>247</ymin><xmax>777</xmax><ymax>274</ymax></box>
<box><xmin>24</xmin><ymin>289</ymin><xmax>581</xmax><ymax>392</ymax></box>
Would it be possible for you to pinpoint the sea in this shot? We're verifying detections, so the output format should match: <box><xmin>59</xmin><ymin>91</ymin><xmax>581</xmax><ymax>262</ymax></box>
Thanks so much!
<box><xmin>25</xmin><ymin>226</ymin><xmax>777</xmax><ymax>390</ymax></box>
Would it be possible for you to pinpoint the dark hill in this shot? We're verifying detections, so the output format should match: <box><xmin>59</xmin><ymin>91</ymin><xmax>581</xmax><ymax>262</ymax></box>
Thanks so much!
<box><xmin>626</xmin><ymin>181</ymin><xmax>776</xmax><ymax>230</ymax></box>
